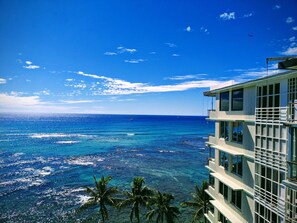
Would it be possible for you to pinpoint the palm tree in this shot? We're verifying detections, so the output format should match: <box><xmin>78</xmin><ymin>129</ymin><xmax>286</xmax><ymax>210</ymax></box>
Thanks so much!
<box><xmin>80</xmin><ymin>176</ymin><xmax>119</xmax><ymax>223</ymax></box>
<box><xmin>146</xmin><ymin>191</ymin><xmax>180</xmax><ymax>223</ymax></box>
<box><xmin>119</xmin><ymin>177</ymin><xmax>154</xmax><ymax>223</ymax></box>
<box><xmin>180</xmin><ymin>181</ymin><xmax>209</xmax><ymax>223</ymax></box>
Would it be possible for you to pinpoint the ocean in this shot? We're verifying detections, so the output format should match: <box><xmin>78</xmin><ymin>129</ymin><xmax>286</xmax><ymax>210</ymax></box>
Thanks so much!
<box><xmin>0</xmin><ymin>114</ymin><xmax>213</xmax><ymax>222</ymax></box>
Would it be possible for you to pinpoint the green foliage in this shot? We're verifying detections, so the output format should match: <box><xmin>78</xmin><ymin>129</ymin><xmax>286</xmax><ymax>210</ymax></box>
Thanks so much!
<box><xmin>180</xmin><ymin>181</ymin><xmax>210</xmax><ymax>223</ymax></box>
<box><xmin>80</xmin><ymin>176</ymin><xmax>119</xmax><ymax>223</ymax></box>
<box><xmin>118</xmin><ymin>177</ymin><xmax>154</xmax><ymax>223</ymax></box>
<box><xmin>146</xmin><ymin>191</ymin><xmax>180</xmax><ymax>223</ymax></box>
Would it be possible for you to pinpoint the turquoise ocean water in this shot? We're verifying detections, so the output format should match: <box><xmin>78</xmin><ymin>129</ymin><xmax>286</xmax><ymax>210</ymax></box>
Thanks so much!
<box><xmin>0</xmin><ymin>114</ymin><xmax>213</xmax><ymax>222</ymax></box>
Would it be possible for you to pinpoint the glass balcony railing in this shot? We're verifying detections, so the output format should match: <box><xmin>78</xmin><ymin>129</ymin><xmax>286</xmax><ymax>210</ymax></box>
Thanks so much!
<box><xmin>287</xmin><ymin>161</ymin><xmax>297</xmax><ymax>182</ymax></box>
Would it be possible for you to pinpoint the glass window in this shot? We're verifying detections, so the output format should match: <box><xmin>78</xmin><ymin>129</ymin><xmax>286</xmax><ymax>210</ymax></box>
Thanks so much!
<box><xmin>219</xmin><ymin>182</ymin><xmax>228</xmax><ymax>200</ymax></box>
<box><xmin>219</xmin><ymin>212</ymin><xmax>230</xmax><ymax>223</ymax></box>
<box><xmin>220</xmin><ymin>91</ymin><xmax>229</xmax><ymax>111</ymax></box>
<box><xmin>220</xmin><ymin>121</ymin><xmax>229</xmax><ymax>140</ymax></box>
<box><xmin>209</xmin><ymin>174</ymin><xmax>214</xmax><ymax>187</ymax></box>
<box><xmin>232</xmin><ymin>89</ymin><xmax>243</xmax><ymax>111</ymax></box>
<box><xmin>232</xmin><ymin>122</ymin><xmax>243</xmax><ymax>144</ymax></box>
<box><xmin>219</xmin><ymin>151</ymin><xmax>229</xmax><ymax>169</ymax></box>
<box><xmin>231</xmin><ymin>155</ymin><xmax>243</xmax><ymax>177</ymax></box>
<box><xmin>231</xmin><ymin>190</ymin><xmax>242</xmax><ymax>209</ymax></box>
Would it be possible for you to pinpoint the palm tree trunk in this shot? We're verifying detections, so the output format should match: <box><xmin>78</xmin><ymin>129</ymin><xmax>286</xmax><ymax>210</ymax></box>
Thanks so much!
<box><xmin>100</xmin><ymin>206</ymin><xmax>105</xmax><ymax>223</ymax></box>
<box><xmin>136</xmin><ymin>203</ymin><xmax>140</xmax><ymax>223</ymax></box>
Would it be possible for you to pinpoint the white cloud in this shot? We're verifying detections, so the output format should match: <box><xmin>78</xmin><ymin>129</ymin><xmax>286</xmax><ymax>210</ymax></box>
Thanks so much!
<box><xmin>185</xmin><ymin>26</ymin><xmax>192</xmax><ymax>32</ymax></box>
<box><xmin>23</xmin><ymin>61</ymin><xmax>40</xmax><ymax>69</ymax></box>
<box><xmin>61</xmin><ymin>100</ymin><xmax>97</xmax><ymax>104</ymax></box>
<box><xmin>124</xmin><ymin>59</ymin><xmax>145</xmax><ymax>64</ymax></box>
<box><xmin>243</xmin><ymin>12</ymin><xmax>253</xmax><ymax>18</ymax></box>
<box><xmin>0</xmin><ymin>78</ymin><xmax>7</xmax><ymax>84</ymax></box>
<box><xmin>289</xmin><ymin>36</ymin><xmax>296</xmax><ymax>42</ymax></box>
<box><xmin>23</xmin><ymin>65</ymin><xmax>40</xmax><ymax>69</ymax></box>
<box><xmin>293</xmin><ymin>26</ymin><xmax>297</xmax><ymax>31</ymax></box>
<box><xmin>66</xmin><ymin>79</ymin><xmax>75</xmax><ymax>81</ymax></box>
<box><xmin>34</xmin><ymin>90</ymin><xmax>50</xmax><ymax>96</ymax></box>
<box><xmin>200</xmin><ymin>27</ymin><xmax>209</xmax><ymax>34</ymax></box>
<box><xmin>165</xmin><ymin>43</ymin><xmax>177</xmax><ymax>48</ymax></box>
<box><xmin>117</xmin><ymin>46</ymin><xmax>136</xmax><ymax>53</ymax></box>
<box><xmin>273</xmin><ymin>5</ymin><xmax>281</xmax><ymax>10</ymax></box>
<box><xmin>167</xmin><ymin>74</ymin><xmax>207</xmax><ymax>80</ymax></box>
<box><xmin>149</xmin><ymin>52</ymin><xmax>156</xmax><ymax>54</ymax></box>
<box><xmin>286</xmin><ymin>17</ymin><xmax>294</xmax><ymax>23</ymax></box>
<box><xmin>220</xmin><ymin>12</ymin><xmax>235</xmax><ymax>20</ymax></box>
<box><xmin>76</xmin><ymin>71</ymin><xmax>221</xmax><ymax>95</ymax></box>
<box><xmin>104</xmin><ymin>52</ymin><xmax>117</xmax><ymax>56</ymax></box>
<box><xmin>281</xmin><ymin>47</ymin><xmax>297</xmax><ymax>55</ymax></box>
<box><xmin>0</xmin><ymin>93</ymin><xmax>43</xmax><ymax>106</ymax></box>
<box><xmin>172</xmin><ymin>54</ymin><xmax>180</xmax><ymax>57</ymax></box>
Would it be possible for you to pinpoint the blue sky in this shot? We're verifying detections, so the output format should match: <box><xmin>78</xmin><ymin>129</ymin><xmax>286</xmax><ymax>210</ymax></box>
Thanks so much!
<box><xmin>0</xmin><ymin>0</ymin><xmax>296</xmax><ymax>115</ymax></box>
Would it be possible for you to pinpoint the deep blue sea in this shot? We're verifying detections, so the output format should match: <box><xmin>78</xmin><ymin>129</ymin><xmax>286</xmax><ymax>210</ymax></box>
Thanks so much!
<box><xmin>0</xmin><ymin>114</ymin><xmax>213</xmax><ymax>222</ymax></box>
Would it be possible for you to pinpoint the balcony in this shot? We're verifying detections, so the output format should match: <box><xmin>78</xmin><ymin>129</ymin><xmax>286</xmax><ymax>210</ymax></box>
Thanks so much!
<box><xmin>287</xmin><ymin>161</ymin><xmax>297</xmax><ymax>182</ymax></box>
<box><xmin>255</xmin><ymin>107</ymin><xmax>287</xmax><ymax>123</ymax></box>
<box><xmin>208</xmin><ymin>109</ymin><xmax>216</xmax><ymax>119</ymax></box>
<box><xmin>287</xmin><ymin>102</ymin><xmax>297</xmax><ymax>125</ymax></box>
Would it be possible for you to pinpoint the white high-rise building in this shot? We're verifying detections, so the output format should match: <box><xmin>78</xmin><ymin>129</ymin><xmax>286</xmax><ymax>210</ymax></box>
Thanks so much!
<box><xmin>203</xmin><ymin>57</ymin><xmax>297</xmax><ymax>223</ymax></box>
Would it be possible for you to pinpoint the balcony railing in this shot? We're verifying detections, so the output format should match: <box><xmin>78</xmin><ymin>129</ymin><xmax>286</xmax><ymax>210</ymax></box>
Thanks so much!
<box><xmin>287</xmin><ymin>161</ymin><xmax>297</xmax><ymax>182</ymax></box>
<box><xmin>255</xmin><ymin>107</ymin><xmax>287</xmax><ymax>122</ymax></box>
<box><xmin>207</xmin><ymin>109</ymin><xmax>216</xmax><ymax>118</ymax></box>
<box><xmin>287</xmin><ymin>102</ymin><xmax>297</xmax><ymax>123</ymax></box>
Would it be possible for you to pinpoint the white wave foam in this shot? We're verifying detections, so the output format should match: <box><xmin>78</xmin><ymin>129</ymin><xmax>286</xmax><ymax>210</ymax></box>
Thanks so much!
<box><xmin>55</xmin><ymin>140</ymin><xmax>80</xmax><ymax>144</ymax></box>
<box><xmin>159</xmin><ymin>150</ymin><xmax>175</xmax><ymax>153</ymax></box>
<box><xmin>77</xmin><ymin>195</ymin><xmax>91</xmax><ymax>204</ymax></box>
<box><xmin>34</xmin><ymin>166</ymin><xmax>54</xmax><ymax>176</ymax></box>
<box><xmin>30</xmin><ymin>133</ymin><xmax>91</xmax><ymax>139</ymax></box>
<box><xmin>127</xmin><ymin>133</ymin><xmax>135</xmax><ymax>136</ymax></box>
<box><xmin>135</xmin><ymin>154</ymin><xmax>144</xmax><ymax>157</ymax></box>
<box><xmin>65</xmin><ymin>156</ymin><xmax>104</xmax><ymax>166</ymax></box>
<box><xmin>12</xmin><ymin>152</ymin><xmax>25</xmax><ymax>157</ymax></box>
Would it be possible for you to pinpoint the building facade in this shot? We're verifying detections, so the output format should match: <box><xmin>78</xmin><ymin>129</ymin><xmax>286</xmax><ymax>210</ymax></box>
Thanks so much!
<box><xmin>203</xmin><ymin>69</ymin><xmax>297</xmax><ymax>223</ymax></box>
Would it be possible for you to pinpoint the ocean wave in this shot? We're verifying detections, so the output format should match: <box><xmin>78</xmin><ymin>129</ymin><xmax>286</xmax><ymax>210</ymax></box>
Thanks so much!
<box><xmin>30</xmin><ymin>133</ymin><xmax>91</xmax><ymax>139</ymax></box>
<box><xmin>12</xmin><ymin>152</ymin><xmax>25</xmax><ymax>157</ymax></box>
<box><xmin>135</xmin><ymin>154</ymin><xmax>144</xmax><ymax>157</ymax></box>
<box><xmin>159</xmin><ymin>150</ymin><xmax>175</xmax><ymax>153</ymax></box>
<box><xmin>55</xmin><ymin>140</ymin><xmax>80</xmax><ymax>144</ymax></box>
<box><xmin>65</xmin><ymin>156</ymin><xmax>104</xmax><ymax>166</ymax></box>
<box><xmin>34</xmin><ymin>166</ymin><xmax>54</xmax><ymax>176</ymax></box>
<box><xmin>77</xmin><ymin>195</ymin><xmax>91</xmax><ymax>204</ymax></box>
<box><xmin>127</xmin><ymin>133</ymin><xmax>135</xmax><ymax>136</ymax></box>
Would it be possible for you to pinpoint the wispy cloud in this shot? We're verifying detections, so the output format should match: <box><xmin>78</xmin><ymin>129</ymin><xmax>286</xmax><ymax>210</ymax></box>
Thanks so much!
<box><xmin>273</xmin><ymin>5</ymin><xmax>281</xmax><ymax>10</ymax></box>
<box><xmin>219</xmin><ymin>12</ymin><xmax>235</xmax><ymax>20</ymax></box>
<box><xmin>286</xmin><ymin>17</ymin><xmax>294</xmax><ymax>23</ymax></box>
<box><xmin>293</xmin><ymin>26</ymin><xmax>297</xmax><ymax>31</ymax></box>
<box><xmin>117</xmin><ymin>46</ymin><xmax>137</xmax><ymax>53</ymax></box>
<box><xmin>75</xmin><ymin>71</ymin><xmax>220</xmax><ymax>95</ymax></box>
<box><xmin>167</xmin><ymin>74</ymin><xmax>207</xmax><ymax>80</ymax></box>
<box><xmin>124</xmin><ymin>59</ymin><xmax>145</xmax><ymax>64</ymax></box>
<box><xmin>172</xmin><ymin>54</ymin><xmax>180</xmax><ymax>57</ymax></box>
<box><xmin>185</xmin><ymin>26</ymin><xmax>192</xmax><ymax>32</ymax></box>
<box><xmin>165</xmin><ymin>43</ymin><xmax>177</xmax><ymax>48</ymax></box>
<box><xmin>0</xmin><ymin>93</ymin><xmax>43</xmax><ymax>106</ymax></box>
<box><xmin>243</xmin><ymin>12</ymin><xmax>253</xmax><ymax>18</ymax></box>
<box><xmin>33</xmin><ymin>90</ymin><xmax>50</xmax><ymax>96</ymax></box>
<box><xmin>104</xmin><ymin>46</ymin><xmax>137</xmax><ymax>56</ymax></box>
<box><xmin>149</xmin><ymin>52</ymin><xmax>156</xmax><ymax>55</ymax></box>
<box><xmin>281</xmin><ymin>47</ymin><xmax>297</xmax><ymax>55</ymax></box>
<box><xmin>289</xmin><ymin>36</ymin><xmax>296</xmax><ymax>42</ymax></box>
<box><xmin>23</xmin><ymin>60</ymin><xmax>40</xmax><ymax>69</ymax></box>
<box><xmin>61</xmin><ymin>100</ymin><xmax>97</xmax><ymax>104</ymax></box>
<box><xmin>66</xmin><ymin>78</ymin><xmax>75</xmax><ymax>81</ymax></box>
<box><xmin>0</xmin><ymin>78</ymin><xmax>7</xmax><ymax>84</ymax></box>
<box><xmin>200</xmin><ymin>27</ymin><xmax>209</xmax><ymax>34</ymax></box>
<box><xmin>104</xmin><ymin>52</ymin><xmax>117</xmax><ymax>56</ymax></box>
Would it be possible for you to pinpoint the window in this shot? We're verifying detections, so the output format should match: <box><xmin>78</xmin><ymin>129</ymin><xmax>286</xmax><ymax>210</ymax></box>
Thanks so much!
<box><xmin>231</xmin><ymin>155</ymin><xmax>243</xmax><ymax>176</ymax></box>
<box><xmin>209</xmin><ymin>174</ymin><xmax>215</xmax><ymax>187</ymax></box>
<box><xmin>219</xmin><ymin>151</ymin><xmax>229</xmax><ymax>169</ymax></box>
<box><xmin>220</xmin><ymin>121</ymin><xmax>229</xmax><ymax>140</ymax></box>
<box><xmin>219</xmin><ymin>212</ymin><xmax>230</xmax><ymax>223</ymax></box>
<box><xmin>232</xmin><ymin>122</ymin><xmax>243</xmax><ymax>144</ymax></box>
<box><xmin>231</xmin><ymin>190</ymin><xmax>242</xmax><ymax>209</ymax></box>
<box><xmin>232</xmin><ymin>89</ymin><xmax>243</xmax><ymax>111</ymax></box>
<box><xmin>219</xmin><ymin>182</ymin><xmax>228</xmax><ymax>200</ymax></box>
<box><xmin>220</xmin><ymin>91</ymin><xmax>229</xmax><ymax>111</ymax></box>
